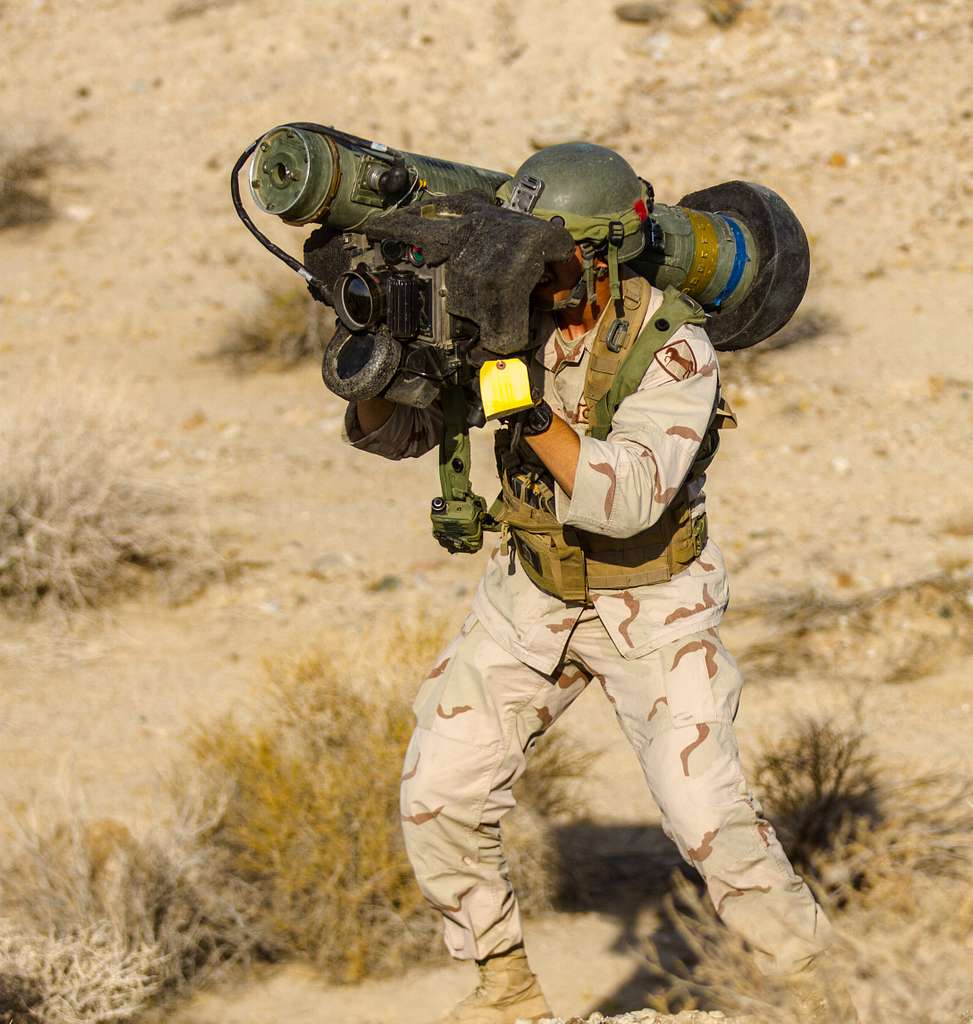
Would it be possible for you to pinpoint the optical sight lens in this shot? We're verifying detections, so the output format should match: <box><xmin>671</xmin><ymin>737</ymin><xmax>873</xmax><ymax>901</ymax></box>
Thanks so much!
<box><xmin>343</xmin><ymin>276</ymin><xmax>373</xmax><ymax>327</ymax></box>
<box><xmin>336</xmin><ymin>270</ymin><xmax>385</xmax><ymax>331</ymax></box>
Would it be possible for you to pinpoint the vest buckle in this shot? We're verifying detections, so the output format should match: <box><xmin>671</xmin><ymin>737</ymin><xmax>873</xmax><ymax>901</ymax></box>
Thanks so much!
<box><xmin>605</xmin><ymin>318</ymin><xmax>629</xmax><ymax>353</ymax></box>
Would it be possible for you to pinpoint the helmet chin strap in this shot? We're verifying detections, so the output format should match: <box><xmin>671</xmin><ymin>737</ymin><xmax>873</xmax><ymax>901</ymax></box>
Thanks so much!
<box><xmin>537</xmin><ymin>245</ymin><xmax>600</xmax><ymax>312</ymax></box>
<box><xmin>548</xmin><ymin>274</ymin><xmax>588</xmax><ymax>311</ymax></box>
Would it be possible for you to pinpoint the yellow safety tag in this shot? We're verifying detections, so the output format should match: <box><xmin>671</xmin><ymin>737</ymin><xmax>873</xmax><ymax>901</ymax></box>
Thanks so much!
<box><xmin>479</xmin><ymin>358</ymin><xmax>534</xmax><ymax>421</ymax></box>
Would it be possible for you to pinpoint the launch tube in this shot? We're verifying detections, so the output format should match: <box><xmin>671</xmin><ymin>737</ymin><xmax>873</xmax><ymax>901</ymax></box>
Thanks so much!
<box><xmin>243</xmin><ymin>124</ymin><xmax>808</xmax><ymax>350</ymax></box>
<box><xmin>249</xmin><ymin>125</ymin><xmax>511</xmax><ymax>228</ymax></box>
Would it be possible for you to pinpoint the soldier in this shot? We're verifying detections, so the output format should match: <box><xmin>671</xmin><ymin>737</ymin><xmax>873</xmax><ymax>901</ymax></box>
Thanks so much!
<box><xmin>344</xmin><ymin>144</ymin><xmax>835</xmax><ymax>1024</ymax></box>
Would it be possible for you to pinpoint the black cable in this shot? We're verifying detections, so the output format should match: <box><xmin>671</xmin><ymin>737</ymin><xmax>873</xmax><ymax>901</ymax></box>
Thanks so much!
<box><xmin>285</xmin><ymin>122</ymin><xmax>401</xmax><ymax>166</ymax></box>
<box><xmin>229</xmin><ymin>134</ymin><xmax>326</xmax><ymax>289</ymax></box>
<box><xmin>229</xmin><ymin>123</ymin><xmax>405</xmax><ymax>290</ymax></box>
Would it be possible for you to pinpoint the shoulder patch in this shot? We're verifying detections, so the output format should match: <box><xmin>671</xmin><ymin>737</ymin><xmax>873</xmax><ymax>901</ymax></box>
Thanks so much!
<box><xmin>654</xmin><ymin>339</ymin><xmax>698</xmax><ymax>382</ymax></box>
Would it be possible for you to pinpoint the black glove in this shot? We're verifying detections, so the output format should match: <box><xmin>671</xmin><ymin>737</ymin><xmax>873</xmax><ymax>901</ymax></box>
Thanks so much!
<box><xmin>520</xmin><ymin>399</ymin><xmax>554</xmax><ymax>436</ymax></box>
<box><xmin>501</xmin><ymin>399</ymin><xmax>554</xmax><ymax>442</ymax></box>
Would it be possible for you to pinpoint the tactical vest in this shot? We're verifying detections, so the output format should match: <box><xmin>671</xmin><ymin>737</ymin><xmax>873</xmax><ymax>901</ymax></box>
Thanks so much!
<box><xmin>495</xmin><ymin>280</ymin><xmax>733</xmax><ymax>603</ymax></box>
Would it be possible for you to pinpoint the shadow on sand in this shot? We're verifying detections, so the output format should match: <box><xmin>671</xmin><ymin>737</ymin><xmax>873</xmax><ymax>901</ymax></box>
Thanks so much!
<box><xmin>551</xmin><ymin>821</ymin><xmax>702</xmax><ymax>1016</ymax></box>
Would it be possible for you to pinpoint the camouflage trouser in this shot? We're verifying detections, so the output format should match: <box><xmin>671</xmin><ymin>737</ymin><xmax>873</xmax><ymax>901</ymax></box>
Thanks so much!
<box><xmin>400</xmin><ymin>611</ymin><xmax>833</xmax><ymax>976</ymax></box>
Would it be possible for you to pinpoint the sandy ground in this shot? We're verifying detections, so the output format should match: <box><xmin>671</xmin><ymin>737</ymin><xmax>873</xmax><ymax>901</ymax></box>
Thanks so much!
<box><xmin>1</xmin><ymin>0</ymin><xmax>972</xmax><ymax>1020</ymax></box>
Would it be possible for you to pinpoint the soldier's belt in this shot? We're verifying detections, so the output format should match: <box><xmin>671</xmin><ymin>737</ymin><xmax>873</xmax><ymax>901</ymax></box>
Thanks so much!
<box><xmin>499</xmin><ymin>473</ymin><xmax>706</xmax><ymax>603</ymax></box>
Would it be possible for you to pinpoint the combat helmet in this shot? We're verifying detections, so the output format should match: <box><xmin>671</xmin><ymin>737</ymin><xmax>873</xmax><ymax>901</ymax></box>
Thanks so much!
<box><xmin>497</xmin><ymin>142</ymin><xmax>652</xmax><ymax>309</ymax></box>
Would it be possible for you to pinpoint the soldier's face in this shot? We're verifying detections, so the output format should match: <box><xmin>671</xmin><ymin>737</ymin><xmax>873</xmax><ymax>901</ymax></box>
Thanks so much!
<box><xmin>532</xmin><ymin>245</ymin><xmax>584</xmax><ymax>308</ymax></box>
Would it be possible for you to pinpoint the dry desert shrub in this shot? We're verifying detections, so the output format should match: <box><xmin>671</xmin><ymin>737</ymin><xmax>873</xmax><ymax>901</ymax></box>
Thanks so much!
<box><xmin>212</xmin><ymin>285</ymin><xmax>333</xmax><ymax>371</ymax></box>
<box><xmin>165</xmin><ymin>0</ymin><xmax>247</xmax><ymax>21</ymax></box>
<box><xmin>0</xmin><ymin>621</ymin><xmax>592</xmax><ymax>1018</ymax></box>
<box><xmin>701</xmin><ymin>0</ymin><xmax>744</xmax><ymax>25</ymax></box>
<box><xmin>185</xmin><ymin>645</ymin><xmax>592</xmax><ymax>981</ymax></box>
<box><xmin>0</xmin><ymin>811</ymin><xmax>262</xmax><ymax>1024</ymax></box>
<box><xmin>185</xmin><ymin>651</ymin><xmax>432</xmax><ymax>981</ymax></box>
<box><xmin>732</xmin><ymin>571</ymin><xmax>973</xmax><ymax>684</ymax></box>
<box><xmin>613</xmin><ymin>0</ymin><xmax>742</xmax><ymax>27</ymax></box>
<box><xmin>0</xmin><ymin>920</ymin><xmax>162</xmax><ymax>1024</ymax></box>
<box><xmin>643</xmin><ymin>717</ymin><xmax>973</xmax><ymax>1023</ymax></box>
<box><xmin>0</xmin><ymin>389</ymin><xmax>217</xmax><ymax>615</ymax></box>
<box><xmin>751</xmin><ymin>716</ymin><xmax>879</xmax><ymax>872</ymax></box>
<box><xmin>613</xmin><ymin>2</ymin><xmax>664</xmax><ymax>23</ymax></box>
<box><xmin>752</xmin><ymin>715</ymin><xmax>973</xmax><ymax>890</ymax></box>
<box><xmin>0</xmin><ymin>138</ymin><xmax>56</xmax><ymax>230</ymax></box>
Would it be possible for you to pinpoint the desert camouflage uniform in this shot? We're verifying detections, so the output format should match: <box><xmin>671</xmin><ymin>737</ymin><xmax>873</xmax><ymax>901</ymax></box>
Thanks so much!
<box><xmin>344</xmin><ymin>281</ymin><xmax>833</xmax><ymax>977</ymax></box>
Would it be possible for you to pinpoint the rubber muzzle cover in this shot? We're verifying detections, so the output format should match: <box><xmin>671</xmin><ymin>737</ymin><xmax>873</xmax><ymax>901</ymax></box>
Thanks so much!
<box><xmin>679</xmin><ymin>181</ymin><xmax>810</xmax><ymax>352</ymax></box>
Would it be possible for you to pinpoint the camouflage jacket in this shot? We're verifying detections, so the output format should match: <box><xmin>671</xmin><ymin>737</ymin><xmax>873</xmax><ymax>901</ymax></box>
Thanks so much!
<box><xmin>344</xmin><ymin>281</ymin><xmax>729</xmax><ymax>674</ymax></box>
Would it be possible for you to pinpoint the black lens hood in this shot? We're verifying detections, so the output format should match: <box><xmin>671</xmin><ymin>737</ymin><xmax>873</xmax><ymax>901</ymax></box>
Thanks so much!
<box><xmin>322</xmin><ymin>326</ymin><xmax>403</xmax><ymax>401</ymax></box>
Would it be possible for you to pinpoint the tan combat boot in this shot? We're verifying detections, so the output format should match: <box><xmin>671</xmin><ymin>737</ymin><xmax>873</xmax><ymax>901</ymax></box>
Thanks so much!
<box><xmin>438</xmin><ymin>946</ymin><xmax>552</xmax><ymax>1024</ymax></box>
